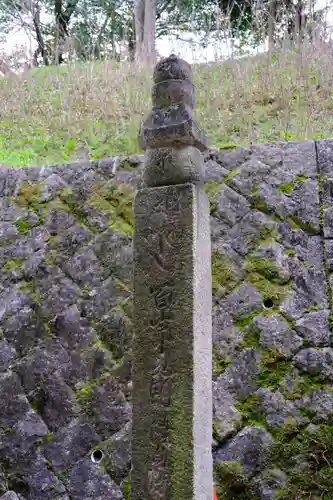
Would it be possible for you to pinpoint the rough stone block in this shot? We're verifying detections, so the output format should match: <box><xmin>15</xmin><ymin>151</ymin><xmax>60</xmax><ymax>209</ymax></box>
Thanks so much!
<box><xmin>316</xmin><ymin>138</ymin><xmax>333</xmax><ymax>177</ymax></box>
<box><xmin>132</xmin><ymin>183</ymin><xmax>212</xmax><ymax>499</ymax></box>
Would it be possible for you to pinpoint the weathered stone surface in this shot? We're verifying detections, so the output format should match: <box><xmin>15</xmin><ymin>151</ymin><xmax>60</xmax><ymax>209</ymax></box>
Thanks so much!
<box><xmin>251</xmin><ymin>468</ymin><xmax>287</xmax><ymax>500</ymax></box>
<box><xmin>217</xmin><ymin>348</ymin><xmax>261</xmax><ymax>398</ymax></box>
<box><xmin>296</xmin><ymin>389</ymin><xmax>333</xmax><ymax>422</ymax></box>
<box><xmin>215</xmin><ymin>184</ymin><xmax>250</xmax><ymax>226</ymax></box>
<box><xmin>316</xmin><ymin>137</ymin><xmax>333</xmax><ymax>177</ymax></box>
<box><xmin>90</xmin><ymin>379</ymin><xmax>131</xmax><ymax>439</ymax></box>
<box><xmin>294</xmin><ymin>348</ymin><xmax>333</xmax><ymax>377</ymax></box>
<box><xmin>140</xmin><ymin>55</ymin><xmax>208</xmax><ymax>154</ymax></box>
<box><xmin>251</xmin><ymin>242</ymin><xmax>291</xmax><ymax>282</ymax></box>
<box><xmin>102</xmin><ymin>421</ymin><xmax>132</xmax><ymax>482</ymax></box>
<box><xmin>213</xmin><ymin>426</ymin><xmax>272</xmax><ymax>476</ymax></box>
<box><xmin>64</xmin><ymin>458</ymin><xmax>123</xmax><ymax>500</ymax></box>
<box><xmin>44</xmin><ymin>419</ymin><xmax>100</xmax><ymax>473</ymax></box>
<box><xmin>213</xmin><ymin>383</ymin><xmax>242</xmax><ymax>441</ymax></box>
<box><xmin>0</xmin><ymin>340</ymin><xmax>17</xmax><ymax>371</ymax></box>
<box><xmin>212</xmin><ymin>311</ymin><xmax>244</xmax><ymax>359</ymax></box>
<box><xmin>295</xmin><ymin>310</ymin><xmax>331</xmax><ymax>347</ymax></box>
<box><xmin>221</xmin><ymin>282</ymin><xmax>263</xmax><ymax>318</ymax></box>
<box><xmin>143</xmin><ymin>146</ymin><xmax>205</xmax><ymax>187</ymax></box>
<box><xmin>251</xmin><ymin>314</ymin><xmax>303</xmax><ymax>356</ymax></box>
<box><xmin>132</xmin><ymin>182</ymin><xmax>212</xmax><ymax>499</ymax></box>
<box><xmin>280</xmin><ymin>265</ymin><xmax>328</xmax><ymax>319</ymax></box>
<box><xmin>256</xmin><ymin>388</ymin><xmax>306</xmax><ymax>428</ymax></box>
<box><xmin>325</xmin><ymin>239</ymin><xmax>333</xmax><ymax>271</ymax></box>
<box><xmin>229</xmin><ymin>210</ymin><xmax>279</xmax><ymax>255</ymax></box>
<box><xmin>0</xmin><ymin>493</ymin><xmax>20</xmax><ymax>500</ymax></box>
<box><xmin>203</xmin><ymin>159</ymin><xmax>229</xmax><ymax>182</ymax></box>
<box><xmin>0</xmin><ymin>137</ymin><xmax>333</xmax><ymax>498</ymax></box>
<box><xmin>323</xmin><ymin>207</ymin><xmax>333</xmax><ymax>238</ymax></box>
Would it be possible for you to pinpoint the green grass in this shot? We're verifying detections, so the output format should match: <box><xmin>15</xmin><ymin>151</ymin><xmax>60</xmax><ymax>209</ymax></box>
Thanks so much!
<box><xmin>1</xmin><ymin>44</ymin><xmax>333</xmax><ymax>166</ymax></box>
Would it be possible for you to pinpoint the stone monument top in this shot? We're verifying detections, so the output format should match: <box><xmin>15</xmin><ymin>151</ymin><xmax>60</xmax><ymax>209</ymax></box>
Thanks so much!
<box><xmin>139</xmin><ymin>54</ymin><xmax>209</xmax><ymax>187</ymax></box>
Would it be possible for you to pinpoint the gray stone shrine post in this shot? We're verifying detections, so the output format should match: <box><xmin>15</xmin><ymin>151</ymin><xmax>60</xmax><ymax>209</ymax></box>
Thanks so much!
<box><xmin>131</xmin><ymin>55</ymin><xmax>213</xmax><ymax>499</ymax></box>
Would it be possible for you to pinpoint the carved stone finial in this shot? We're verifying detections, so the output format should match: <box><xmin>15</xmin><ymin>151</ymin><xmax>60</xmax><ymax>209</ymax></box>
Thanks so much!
<box><xmin>153</xmin><ymin>54</ymin><xmax>192</xmax><ymax>83</ymax></box>
<box><xmin>139</xmin><ymin>55</ymin><xmax>208</xmax><ymax>153</ymax></box>
<box><xmin>139</xmin><ymin>54</ymin><xmax>208</xmax><ymax>187</ymax></box>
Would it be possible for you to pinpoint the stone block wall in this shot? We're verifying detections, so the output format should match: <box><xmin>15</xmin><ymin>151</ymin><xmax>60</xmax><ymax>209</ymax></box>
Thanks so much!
<box><xmin>0</xmin><ymin>139</ymin><xmax>333</xmax><ymax>499</ymax></box>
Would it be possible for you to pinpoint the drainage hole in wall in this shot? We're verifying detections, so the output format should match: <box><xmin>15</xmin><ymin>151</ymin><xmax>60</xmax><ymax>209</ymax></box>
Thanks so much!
<box><xmin>263</xmin><ymin>298</ymin><xmax>274</xmax><ymax>308</ymax></box>
<box><xmin>91</xmin><ymin>449</ymin><xmax>104</xmax><ymax>464</ymax></box>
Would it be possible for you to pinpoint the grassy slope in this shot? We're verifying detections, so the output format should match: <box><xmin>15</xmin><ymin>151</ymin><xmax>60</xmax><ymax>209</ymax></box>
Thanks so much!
<box><xmin>1</xmin><ymin>43</ymin><xmax>333</xmax><ymax>166</ymax></box>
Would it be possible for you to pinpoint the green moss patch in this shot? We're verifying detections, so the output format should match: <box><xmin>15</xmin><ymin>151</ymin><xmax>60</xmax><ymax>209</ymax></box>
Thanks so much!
<box><xmin>278</xmin><ymin>175</ymin><xmax>309</xmax><ymax>195</ymax></box>
<box><xmin>214</xmin><ymin>460</ymin><xmax>257</xmax><ymax>499</ymax></box>
<box><xmin>2</xmin><ymin>258</ymin><xmax>25</xmax><ymax>272</ymax></box>
<box><xmin>245</xmin><ymin>271</ymin><xmax>289</xmax><ymax>305</ymax></box>
<box><xmin>87</xmin><ymin>183</ymin><xmax>134</xmax><ymax>235</ymax></box>
<box><xmin>279</xmin><ymin>182</ymin><xmax>294</xmax><ymax>194</ymax></box>
<box><xmin>284</xmin><ymin>373</ymin><xmax>326</xmax><ymax>400</ymax></box>
<box><xmin>245</xmin><ymin>257</ymin><xmax>287</xmax><ymax>284</ymax></box>
<box><xmin>15</xmin><ymin>180</ymin><xmax>44</xmax><ymax>208</ymax></box>
<box><xmin>15</xmin><ymin>218</ymin><xmax>31</xmax><ymax>234</ymax></box>
<box><xmin>123</xmin><ymin>477</ymin><xmax>131</xmax><ymax>500</ymax></box>
<box><xmin>285</xmin><ymin>248</ymin><xmax>294</xmax><ymax>256</ymax></box>
<box><xmin>14</xmin><ymin>181</ymin><xmax>48</xmax><ymax>225</ymax></box>
<box><xmin>257</xmin><ymin>349</ymin><xmax>292</xmax><ymax>391</ymax></box>
<box><xmin>235</xmin><ymin>394</ymin><xmax>266</xmax><ymax>428</ymax></box>
<box><xmin>204</xmin><ymin>180</ymin><xmax>224</xmax><ymax>213</ymax></box>
<box><xmin>213</xmin><ymin>345</ymin><xmax>231</xmax><ymax>376</ymax></box>
<box><xmin>269</xmin><ymin>419</ymin><xmax>333</xmax><ymax>498</ymax></box>
<box><xmin>211</xmin><ymin>250</ymin><xmax>240</xmax><ymax>295</ymax></box>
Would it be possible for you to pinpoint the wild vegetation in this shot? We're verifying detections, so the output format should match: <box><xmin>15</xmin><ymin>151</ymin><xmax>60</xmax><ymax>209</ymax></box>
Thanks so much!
<box><xmin>1</xmin><ymin>39</ymin><xmax>333</xmax><ymax>167</ymax></box>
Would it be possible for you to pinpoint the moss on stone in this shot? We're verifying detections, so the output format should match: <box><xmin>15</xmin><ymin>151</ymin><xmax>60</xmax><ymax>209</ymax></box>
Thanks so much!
<box><xmin>279</xmin><ymin>182</ymin><xmax>294</xmax><ymax>194</ymax></box>
<box><xmin>224</xmin><ymin>167</ymin><xmax>241</xmax><ymax>183</ymax></box>
<box><xmin>251</xmin><ymin>196</ymin><xmax>272</xmax><ymax>214</ymax></box>
<box><xmin>234</xmin><ymin>310</ymin><xmax>260</xmax><ymax>331</ymax></box>
<box><xmin>286</xmin><ymin>218</ymin><xmax>299</xmax><ymax>229</ymax></box>
<box><xmin>278</xmin><ymin>175</ymin><xmax>309</xmax><ymax>196</ymax></box>
<box><xmin>44</xmin><ymin>249</ymin><xmax>59</xmax><ymax>266</ymax></box>
<box><xmin>250</xmin><ymin>188</ymin><xmax>277</xmax><ymax>217</ymax></box>
<box><xmin>76</xmin><ymin>380</ymin><xmax>95</xmax><ymax>401</ymax></box>
<box><xmin>285</xmin><ymin>373</ymin><xmax>326</xmax><ymax>400</ymax></box>
<box><xmin>15</xmin><ymin>180</ymin><xmax>44</xmax><ymax>208</ymax></box>
<box><xmin>123</xmin><ymin>477</ymin><xmax>131</xmax><ymax>500</ymax></box>
<box><xmin>295</xmin><ymin>174</ymin><xmax>310</xmax><ymax>182</ymax></box>
<box><xmin>240</xmin><ymin>327</ymin><xmax>261</xmax><ymax>348</ymax></box>
<box><xmin>245</xmin><ymin>271</ymin><xmax>289</xmax><ymax>304</ymax></box>
<box><xmin>289</xmin><ymin>215</ymin><xmax>319</xmax><ymax>235</ymax></box>
<box><xmin>213</xmin><ymin>345</ymin><xmax>231</xmax><ymax>376</ymax></box>
<box><xmin>2</xmin><ymin>258</ymin><xmax>25</xmax><ymax>272</ymax></box>
<box><xmin>30</xmin><ymin>399</ymin><xmax>39</xmax><ymax>413</ymax></box>
<box><xmin>86</xmin><ymin>183</ymin><xmax>135</xmax><ymax>235</ymax></box>
<box><xmin>204</xmin><ymin>167</ymin><xmax>241</xmax><ymax>213</ymax></box>
<box><xmin>268</xmin><ymin>418</ymin><xmax>333</xmax><ymax>498</ymax></box>
<box><xmin>169</xmin><ymin>373</ymin><xmax>192</xmax><ymax>500</ymax></box>
<box><xmin>235</xmin><ymin>394</ymin><xmax>266</xmax><ymax>428</ymax></box>
<box><xmin>204</xmin><ymin>180</ymin><xmax>224</xmax><ymax>212</ymax></box>
<box><xmin>15</xmin><ymin>218</ymin><xmax>31</xmax><ymax>234</ymax></box>
<box><xmin>257</xmin><ymin>349</ymin><xmax>292</xmax><ymax>391</ymax></box>
<box><xmin>211</xmin><ymin>250</ymin><xmax>239</xmax><ymax>294</ymax></box>
<box><xmin>245</xmin><ymin>256</ymin><xmax>285</xmax><ymax>284</ymax></box>
<box><xmin>214</xmin><ymin>460</ymin><xmax>256</xmax><ymax>499</ymax></box>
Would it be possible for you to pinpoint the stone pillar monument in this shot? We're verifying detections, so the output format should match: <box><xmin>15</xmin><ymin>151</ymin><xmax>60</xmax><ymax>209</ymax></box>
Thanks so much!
<box><xmin>132</xmin><ymin>54</ymin><xmax>213</xmax><ymax>500</ymax></box>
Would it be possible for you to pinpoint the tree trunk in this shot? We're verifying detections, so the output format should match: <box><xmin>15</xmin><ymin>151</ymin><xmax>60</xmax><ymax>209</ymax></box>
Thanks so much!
<box><xmin>54</xmin><ymin>0</ymin><xmax>79</xmax><ymax>64</ymax></box>
<box><xmin>134</xmin><ymin>0</ymin><xmax>145</xmax><ymax>62</ymax></box>
<box><xmin>142</xmin><ymin>0</ymin><xmax>156</xmax><ymax>64</ymax></box>
<box><xmin>268</xmin><ymin>0</ymin><xmax>277</xmax><ymax>52</ymax></box>
<box><xmin>32</xmin><ymin>3</ymin><xmax>49</xmax><ymax>66</ymax></box>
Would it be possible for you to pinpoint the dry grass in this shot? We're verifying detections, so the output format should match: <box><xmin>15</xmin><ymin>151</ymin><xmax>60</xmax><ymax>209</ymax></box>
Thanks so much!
<box><xmin>1</xmin><ymin>40</ymin><xmax>333</xmax><ymax>166</ymax></box>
